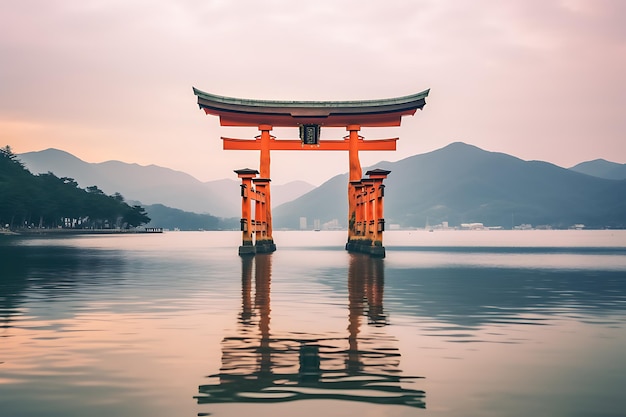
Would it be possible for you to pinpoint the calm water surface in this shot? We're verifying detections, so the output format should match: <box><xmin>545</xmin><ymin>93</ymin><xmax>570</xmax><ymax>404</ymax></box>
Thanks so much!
<box><xmin>1</xmin><ymin>230</ymin><xmax>625</xmax><ymax>417</ymax></box>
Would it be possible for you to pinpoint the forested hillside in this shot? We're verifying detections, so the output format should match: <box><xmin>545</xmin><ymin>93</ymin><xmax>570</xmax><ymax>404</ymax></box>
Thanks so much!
<box><xmin>0</xmin><ymin>146</ymin><xmax>150</xmax><ymax>229</ymax></box>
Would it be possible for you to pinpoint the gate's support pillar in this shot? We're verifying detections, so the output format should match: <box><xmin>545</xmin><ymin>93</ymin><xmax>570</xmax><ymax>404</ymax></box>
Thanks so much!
<box><xmin>353</xmin><ymin>181</ymin><xmax>365</xmax><ymax>238</ymax></box>
<box><xmin>346</xmin><ymin>169</ymin><xmax>390</xmax><ymax>258</ymax></box>
<box><xmin>365</xmin><ymin>169</ymin><xmax>390</xmax><ymax>257</ymax></box>
<box><xmin>235</xmin><ymin>168</ymin><xmax>259</xmax><ymax>255</ymax></box>
<box><xmin>256</xmin><ymin>125</ymin><xmax>276</xmax><ymax>253</ymax></box>
<box><xmin>253</xmin><ymin>178</ymin><xmax>276</xmax><ymax>253</ymax></box>
<box><xmin>346</xmin><ymin>125</ymin><xmax>363</xmax><ymax>249</ymax></box>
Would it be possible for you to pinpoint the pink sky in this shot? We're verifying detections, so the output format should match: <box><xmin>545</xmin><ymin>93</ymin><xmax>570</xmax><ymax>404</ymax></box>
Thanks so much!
<box><xmin>1</xmin><ymin>0</ymin><xmax>625</xmax><ymax>185</ymax></box>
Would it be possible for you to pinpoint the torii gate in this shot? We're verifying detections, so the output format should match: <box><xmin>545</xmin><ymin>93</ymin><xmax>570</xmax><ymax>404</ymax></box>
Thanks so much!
<box><xmin>193</xmin><ymin>87</ymin><xmax>429</xmax><ymax>257</ymax></box>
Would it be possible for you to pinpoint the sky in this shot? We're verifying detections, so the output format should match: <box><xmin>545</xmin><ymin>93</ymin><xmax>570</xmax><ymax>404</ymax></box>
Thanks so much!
<box><xmin>1</xmin><ymin>0</ymin><xmax>625</xmax><ymax>186</ymax></box>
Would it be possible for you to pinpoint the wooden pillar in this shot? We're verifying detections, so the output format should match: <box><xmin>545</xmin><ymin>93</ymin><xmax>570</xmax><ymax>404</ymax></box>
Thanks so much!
<box><xmin>362</xmin><ymin>178</ymin><xmax>375</xmax><ymax>241</ymax></box>
<box><xmin>259</xmin><ymin>124</ymin><xmax>272</xmax><ymax>179</ymax></box>
<box><xmin>346</xmin><ymin>169</ymin><xmax>390</xmax><ymax>257</ymax></box>
<box><xmin>365</xmin><ymin>169</ymin><xmax>390</xmax><ymax>257</ymax></box>
<box><xmin>235</xmin><ymin>168</ymin><xmax>258</xmax><ymax>256</ymax></box>
<box><xmin>253</xmin><ymin>180</ymin><xmax>265</xmax><ymax>235</ymax></box>
<box><xmin>377</xmin><ymin>184</ymin><xmax>385</xmax><ymax>241</ymax></box>
<box><xmin>346</xmin><ymin>125</ymin><xmax>362</xmax><ymax>245</ymax></box>
<box><xmin>252</xmin><ymin>177</ymin><xmax>276</xmax><ymax>253</ymax></box>
<box><xmin>256</xmin><ymin>125</ymin><xmax>276</xmax><ymax>253</ymax></box>
<box><xmin>353</xmin><ymin>181</ymin><xmax>364</xmax><ymax>237</ymax></box>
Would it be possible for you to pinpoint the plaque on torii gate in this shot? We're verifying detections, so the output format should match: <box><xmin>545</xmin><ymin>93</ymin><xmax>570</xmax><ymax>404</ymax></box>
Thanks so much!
<box><xmin>193</xmin><ymin>87</ymin><xmax>429</xmax><ymax>257</ymax></box>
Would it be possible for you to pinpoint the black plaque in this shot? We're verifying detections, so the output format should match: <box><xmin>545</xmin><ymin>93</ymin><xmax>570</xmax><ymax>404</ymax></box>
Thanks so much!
<box><xmin>299</xmin><ymin>124</ymin><xmax>320</xmax><ymax>145</ymax></box>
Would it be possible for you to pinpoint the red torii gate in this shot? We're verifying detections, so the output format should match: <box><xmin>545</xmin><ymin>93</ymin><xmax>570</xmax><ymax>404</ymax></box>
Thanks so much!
<box><xmin>193</xmin><ymin>87</ymin><xmax>429</xmax><ymax>257</ymax></box>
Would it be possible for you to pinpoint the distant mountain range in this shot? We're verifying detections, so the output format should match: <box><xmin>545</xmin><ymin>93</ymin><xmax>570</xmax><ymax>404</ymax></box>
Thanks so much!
<box><xmin>569</xmin><ymin>159</ymin><xmax>626</xmax><ymax>180</ymax></box>
<box><xmin>19</xmin><ymin>143</ymin><xmax>626</xmax><ymax>230</ymax></box>
<box><xmin>18</xmin><ymin>149</ymin><xmax>315</xmax><ymax>218</ymax></box>
<box><xmin>274</xmin><ymin>142</ymin><xmax>626</xmax><ymax>229</ymax></box>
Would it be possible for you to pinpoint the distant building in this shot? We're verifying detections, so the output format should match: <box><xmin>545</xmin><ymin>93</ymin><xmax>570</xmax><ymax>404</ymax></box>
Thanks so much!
<box><xmin>460</xmin><ymin>222</ymin><xmax>485</xmax><ymax>230</ymax></box>
<box><xmin>535</xmin><ymin>225</ymin><xmax>553</xmax><ymax>230</ymax></box>
<box><xmin>313</xmin><ymin>219</ymin><xmax>321</xmax><ymax>230</ymax></box>
<box><xmin>299</xmin><ymin>217</ymin><xmax>307</xmax><ymax>230</ymax></box>
<box><xmin>323</xmin><ymin>219</ymin><xmax>342</xmax><ymax>230</ymax></box>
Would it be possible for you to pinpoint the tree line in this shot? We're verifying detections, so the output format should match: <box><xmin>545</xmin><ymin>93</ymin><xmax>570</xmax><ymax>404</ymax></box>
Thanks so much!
<box><xmin>0</xmin><ymin>145</ymin><xmax>150</xmax><ymax>229</ymax></box>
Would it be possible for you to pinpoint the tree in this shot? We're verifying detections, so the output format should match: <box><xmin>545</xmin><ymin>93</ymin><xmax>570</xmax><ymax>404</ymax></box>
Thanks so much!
<box><xmin>0</xmin><ymin>146</ymin><xmax>151</xmax><ymax>230</ymax></box>
<box><xmin>1</xmin><ymin>146</ymin><xmax>21</xmax><ymax>164</ymax></box>
<box><xmin>124</xmin><ymin>205</ymin><xmax>151</xmax><ymax>227</ymax></box>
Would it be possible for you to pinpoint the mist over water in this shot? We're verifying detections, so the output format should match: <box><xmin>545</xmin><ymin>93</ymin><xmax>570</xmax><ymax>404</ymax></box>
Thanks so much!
<box><xmin>1</xmin><ymin>230</ymin><xmax>625</xmax><ymax>417</ymax></box>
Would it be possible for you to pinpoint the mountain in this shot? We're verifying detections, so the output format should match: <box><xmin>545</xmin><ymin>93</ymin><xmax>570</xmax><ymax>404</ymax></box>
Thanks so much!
<box><xmin>18</xmin><ymin>149</ymin><xmax>315</xmax><ymax>217</ymax></box>
<box><xmin>273</xmin><ymin>142</ymin><xmax>626</xmax><ymax>229</ymax></box>
<box><xmin>569</xmin><ymin>159</ymin><xmax>626</xmax><ymax>180</ymax></box>
<box><xmin>141</xmin><ymin>204</ymin><xmax>238</xmax><ymax>230</ymax></box>
<box><xmin>271</xmin><ymin>180</ymin><xmax>317</xmax><ymax>207</ymax></box>
<box><xmin>18</xmin><ymin>144</ymin><xmax>626</xmax><ymax>230</ymax></box>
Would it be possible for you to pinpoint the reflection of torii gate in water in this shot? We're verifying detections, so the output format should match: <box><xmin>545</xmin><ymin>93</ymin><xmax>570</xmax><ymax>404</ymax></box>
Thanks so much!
<box><xmin>193</xmin><ymin>87</ymin><xmax>429</xmax><ymax>257</ymax></box>
<box><xmin>195</xmin><ymin>253</ymin><xmax>426</xmax><ymax>409</ymax></box>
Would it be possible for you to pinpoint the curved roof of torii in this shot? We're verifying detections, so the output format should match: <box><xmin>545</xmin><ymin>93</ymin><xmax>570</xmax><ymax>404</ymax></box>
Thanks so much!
<box><xmin>193</xmin><ymin>87</ymin><xmax>430</xmax><ymax>127</ymax></box>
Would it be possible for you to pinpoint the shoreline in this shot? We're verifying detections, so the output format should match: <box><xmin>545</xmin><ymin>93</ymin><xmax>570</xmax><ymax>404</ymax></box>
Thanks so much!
<box><xmin>1</xmin><ymin>228</ymin><xmax>163</xmax><ymax>236</ymax></box>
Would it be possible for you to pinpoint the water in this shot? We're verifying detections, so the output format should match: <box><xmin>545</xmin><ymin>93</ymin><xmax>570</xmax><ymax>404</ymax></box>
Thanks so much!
<box><xmin>1</xmin><ymin>230</ymin><xmax>625</xmax><ymax>417</ymax></box>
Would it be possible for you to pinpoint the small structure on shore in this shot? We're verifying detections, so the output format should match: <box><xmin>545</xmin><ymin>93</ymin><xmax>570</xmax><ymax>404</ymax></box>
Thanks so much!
<box><xmin>193</xmin><ymin>88</ymin><xmax>429</xmax><ymax>257</ymax></box>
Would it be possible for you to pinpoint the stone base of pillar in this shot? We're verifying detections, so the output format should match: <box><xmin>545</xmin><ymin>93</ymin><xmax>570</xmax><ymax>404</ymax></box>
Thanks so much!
<box><xmin>255</xmin><ymin>239</ymin><xmax>277</xmax><ymax>254</ymax></box>
<box><xmin>367</xmin><ymin>245</ymin><xmax>386</xmax><ymax>258</ymax></box>
<box><xmin>345</xmin><ymin>239</ymin><xmax>386</xmax><ymax>258</ymax></box>
<box><xmin>238</xmin><ymin>244</ymin><xmax>256</xmax><ymax>256</ymax></box>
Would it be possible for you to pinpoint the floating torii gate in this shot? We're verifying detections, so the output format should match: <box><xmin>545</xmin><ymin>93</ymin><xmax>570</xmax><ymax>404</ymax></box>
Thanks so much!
<box><xmin>193</xmin><ymin>87</ymin><xmax>429</xmax><ymax>257</ymax></box>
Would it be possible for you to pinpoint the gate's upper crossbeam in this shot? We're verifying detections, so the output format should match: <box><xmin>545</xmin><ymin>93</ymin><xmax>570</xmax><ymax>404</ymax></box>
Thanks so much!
<box><xmin>193</xmin><ymin>87</ymin><xmax>430</xmax><ymax>127</ymax></box>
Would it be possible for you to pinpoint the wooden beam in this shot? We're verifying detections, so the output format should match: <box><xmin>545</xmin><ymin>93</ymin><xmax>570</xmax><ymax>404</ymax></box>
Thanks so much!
<box><xmin>222</xmin><ymin>138</ymin><xmax>398</xmax><ymax>151</ymax></box>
